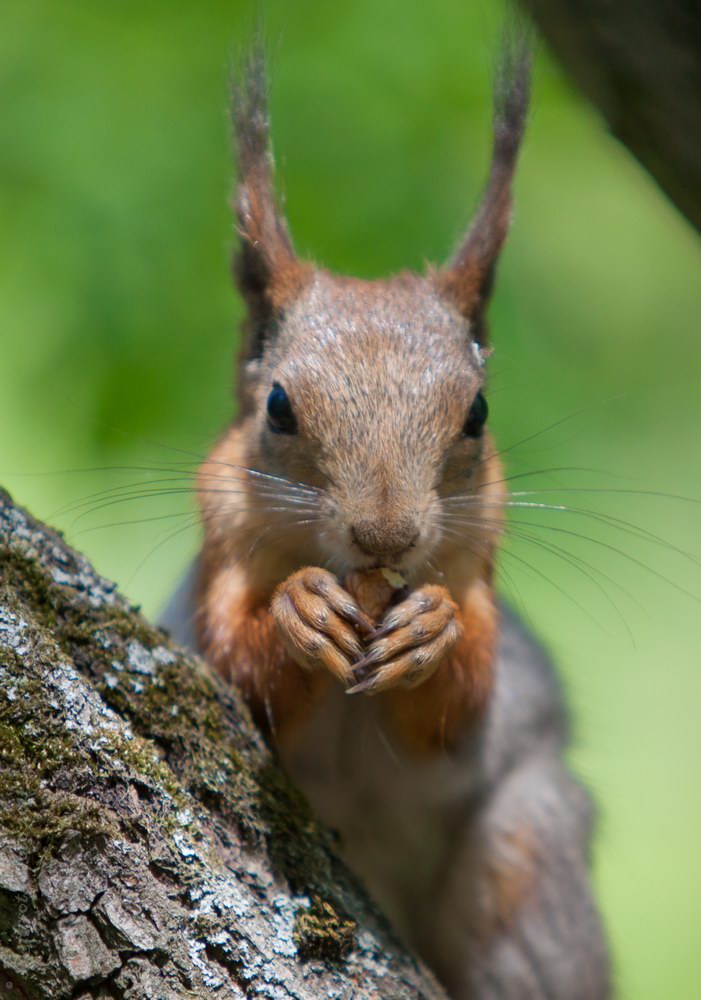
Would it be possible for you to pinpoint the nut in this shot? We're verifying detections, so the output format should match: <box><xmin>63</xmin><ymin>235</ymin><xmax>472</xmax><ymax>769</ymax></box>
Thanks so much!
<box><xmin>344</xmin><ymin>567</ymin><xmax>407</xmax><ymax>622</ymax></box>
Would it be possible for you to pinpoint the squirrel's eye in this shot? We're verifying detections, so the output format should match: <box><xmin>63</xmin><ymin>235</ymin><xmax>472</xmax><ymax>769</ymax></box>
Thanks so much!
<box><xmin>463</xmin><ymin>391</ymin><xmax>488</xmax><ymax>438</ymax></box>
<box><xmin>266</xmin><ymin>383</ymin><xmax>297</xmax><ymax>435</ymax></box>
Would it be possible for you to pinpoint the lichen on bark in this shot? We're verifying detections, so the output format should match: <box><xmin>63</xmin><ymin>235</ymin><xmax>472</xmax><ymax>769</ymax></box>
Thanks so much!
<box><xmin>0</xmin><ymin>488</ymin><xmax>447</xmax><ymax>999</ymax></box>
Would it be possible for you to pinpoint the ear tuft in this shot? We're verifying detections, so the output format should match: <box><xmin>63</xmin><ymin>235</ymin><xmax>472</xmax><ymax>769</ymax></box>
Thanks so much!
<box><xmin>231</xmin><ymin>45</ymin><xmax>311</xmax><ymax>357</ymax></box>
<box><xmin>436</xmin><ymin>28</ymin><xmax>531</xmax><ymax>345</ymax></box>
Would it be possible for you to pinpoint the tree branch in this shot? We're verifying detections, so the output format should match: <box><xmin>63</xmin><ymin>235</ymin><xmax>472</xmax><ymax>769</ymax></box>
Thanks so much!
<box><xmin>0</xmin><ymin>489</ymin><xmax>447</xmax><ymax>999</ymax></box>
<box><xmin>522</xmin><ymin>0</ymin><xmax>701</xmax><ymax>232</ymax></box>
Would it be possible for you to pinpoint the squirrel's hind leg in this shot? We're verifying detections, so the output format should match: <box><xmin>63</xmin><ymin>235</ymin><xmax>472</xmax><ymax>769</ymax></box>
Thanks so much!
<box><xmin>422</xmin><ymin>755</ymin><xmax>610</xmax><ymax>1000</ymax></box>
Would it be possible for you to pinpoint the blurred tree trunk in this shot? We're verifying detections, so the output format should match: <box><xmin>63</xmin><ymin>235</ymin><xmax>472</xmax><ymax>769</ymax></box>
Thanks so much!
<box><xmin>522</xmin><ymin>0</ymin><xmax>701</xmax><ymax>232</ymax></box>
<box><xmin>0</xmin><ymin>489</ymin><xmax>447</xmax><ymax>1000</ymax></box>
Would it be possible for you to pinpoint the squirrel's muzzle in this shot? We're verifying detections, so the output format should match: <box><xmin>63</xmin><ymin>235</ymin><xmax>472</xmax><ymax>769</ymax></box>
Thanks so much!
<box><xmin>350</xmin><ymin>516</ymin><xmax>420</xmax><ymax>562</ymax></box>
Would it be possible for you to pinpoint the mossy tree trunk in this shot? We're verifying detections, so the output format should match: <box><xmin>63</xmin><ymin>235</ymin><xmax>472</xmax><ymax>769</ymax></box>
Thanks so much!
<box><xmin>522</xmin><ymin>0</ymin><xmax>701</xmax><ymax>232</ymax></box>
<box><xmin>0</xmin><ymin>489</ymin><xmax>447</xmax><ymax>1000</ymax></box>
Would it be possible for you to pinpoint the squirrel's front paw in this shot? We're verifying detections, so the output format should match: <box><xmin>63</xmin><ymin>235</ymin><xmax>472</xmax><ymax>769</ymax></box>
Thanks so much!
<box><xmin>347</xmin><ymin>585</ymin><xmax>462</xmax><ymax>694</ymax></box>
<box><xmin>271</xmin><ymin>568</ymin><xmax>374</xmax><ymax>685</ymax></box>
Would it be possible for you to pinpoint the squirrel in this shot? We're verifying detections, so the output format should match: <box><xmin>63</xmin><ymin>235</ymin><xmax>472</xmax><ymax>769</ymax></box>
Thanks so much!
<box><xmin>160</xmin><ymin>40</ymin><xmax>610</xmax><ymax>1000</ymax></box>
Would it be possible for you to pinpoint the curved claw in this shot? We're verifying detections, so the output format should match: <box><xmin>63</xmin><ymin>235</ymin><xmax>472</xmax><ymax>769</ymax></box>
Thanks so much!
<box><xmin>347</xmin><ymin>585</ymin><xmax>462</xmax><ymax>695</ymax></box>
<box><xmin>346</xmin><ymin>674</ymin><xmax>380</xmax><ymax>695</ymax></box>
<box><xmin>271</xmin><ymin>567</ymin><xmax>371</xmax><ymax>684</ymax></box>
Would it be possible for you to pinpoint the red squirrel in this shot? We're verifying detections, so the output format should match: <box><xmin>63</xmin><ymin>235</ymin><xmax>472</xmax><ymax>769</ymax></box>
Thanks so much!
<box><xmin>161</xmin><ymin>41</ymin><xmax>610</xmax><ymax>999</ymax></box>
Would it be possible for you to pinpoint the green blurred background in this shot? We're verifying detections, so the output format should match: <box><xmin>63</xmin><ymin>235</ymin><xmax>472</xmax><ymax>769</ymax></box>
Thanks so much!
<box><xmin>2</xmin><ymin>1</ymin><xmax>700</xmax><ymax>995</ymax></box>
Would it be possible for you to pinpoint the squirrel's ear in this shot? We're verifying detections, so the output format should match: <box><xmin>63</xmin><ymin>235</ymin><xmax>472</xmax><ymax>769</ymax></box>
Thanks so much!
<box><xmin>232</xmin><ymin>47</ymin><xmax>311</xmax><ymax>357</ymax></box>
<box><xmin>435</xmin><ymin>36</ymin><xmax>531</xmax><ymax>346</ymax></box>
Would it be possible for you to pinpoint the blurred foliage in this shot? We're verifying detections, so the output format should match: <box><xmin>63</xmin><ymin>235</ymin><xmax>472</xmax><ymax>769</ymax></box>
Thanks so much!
<box><xmin>1</xmin><ymin>1</ymin><xmax>700</xmax><ymax>996</ymax></box>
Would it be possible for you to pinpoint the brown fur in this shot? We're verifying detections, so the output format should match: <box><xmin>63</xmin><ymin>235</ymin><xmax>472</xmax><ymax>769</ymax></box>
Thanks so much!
<box><xmin>481</xmin><ymin>826</ymin><xmax>539</xmax><ymax>944</ymax></box>
<box><xmin>231</xmin><ymin>46</ymin><xmax>313</xmax><ymax>369</ymax></box>
<box><xmin>435</xmin><ymin>34</ymin><xmax>530</xmax><ymax>343</ymax></box>
<box><xmin>385</xmin><ymin>577</ymin><xmax>498</xmax><ymax>753</ymax></box>
<box><xmin>196</xmin><ymin>390</ymin><xmax>506</xmax><ymax>751</ymax></box>
<box><xmin>192</xmin><ymin>16</ymin><xmax>528</xmax><ymax>871</ymax></box>
<box><xmin>196</xmin><ymin>43</ymin><xmax>526</xmax><ymax>753</ymax></box>
<box><xmin>196</xmin><ymin>559</ymin><xmax>331</xmax><ymax>738</ymax></box>
<box><xmin>181</xmin><ymin>42</ymin><xmax>613</xmax><ymax>1000</ymax></box>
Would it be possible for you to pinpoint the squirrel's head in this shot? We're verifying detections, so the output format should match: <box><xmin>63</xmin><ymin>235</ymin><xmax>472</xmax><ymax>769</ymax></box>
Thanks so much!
<box><xmin>209</xmin><ymin>44</ymin><xmax>530</xmax><ymax>582</ymax></box>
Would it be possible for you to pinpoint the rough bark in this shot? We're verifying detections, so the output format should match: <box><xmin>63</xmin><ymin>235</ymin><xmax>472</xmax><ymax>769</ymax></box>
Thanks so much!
<box><xmin>0</xmin><ymin>488</ymin><xmax>447</xmax><ymax>1000</ymax></box>
<box><xmin>522</xmin><ymin>0</ymin><xmax>701</xmax><ymax>232</ymax></box>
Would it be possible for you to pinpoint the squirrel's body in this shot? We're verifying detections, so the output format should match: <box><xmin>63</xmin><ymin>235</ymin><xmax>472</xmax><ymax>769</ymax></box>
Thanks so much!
<box><xmin>164</xmin><ymin>569</ymin><xmax>605</xmax><ymax>998</ymax></box>
<box><xmin>161</xmin><ymin>42</ymin><xmax>610</xmax><ymax>998</ymax></box>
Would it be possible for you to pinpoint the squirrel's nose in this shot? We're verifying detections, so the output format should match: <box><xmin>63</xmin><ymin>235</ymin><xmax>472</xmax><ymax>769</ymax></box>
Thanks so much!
<box><xmin>350</xmin><ymin>518</ymin><xmax>420</xmax><ymax>560</ymax></box>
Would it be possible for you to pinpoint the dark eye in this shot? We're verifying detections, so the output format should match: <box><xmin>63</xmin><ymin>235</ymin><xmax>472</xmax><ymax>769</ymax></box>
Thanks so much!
<box><xmin>266</xmin><ymin>383</ymin><xmax>297</xmax><ymax>434</ymax></box>
<box><xmin>463</xmin><ymin>391</ymin><xmax>488</xmax><ymax>438</ymax></box>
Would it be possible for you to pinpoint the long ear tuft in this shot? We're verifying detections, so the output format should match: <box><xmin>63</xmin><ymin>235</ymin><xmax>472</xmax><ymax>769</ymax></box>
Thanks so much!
<box><xmin>231</xmin><ymin>45</ymin><xmax>311</xmax><ymax>357</ymax></box>
<box><xmin>436</xmin><ymin>29</ymin><xmax>531</xmax><ymax>344</ymax></box>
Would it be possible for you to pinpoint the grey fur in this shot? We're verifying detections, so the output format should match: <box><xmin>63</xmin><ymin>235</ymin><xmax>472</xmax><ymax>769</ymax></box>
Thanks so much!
<box><xmin>162</xmin><ymin>29</ymin><xmax>609</xmax><ymax>999</ymax></box>
<box><xmin>160</xmin><ymin>577</ymin><xmax>610</xmax><ymax>999</ymax></box>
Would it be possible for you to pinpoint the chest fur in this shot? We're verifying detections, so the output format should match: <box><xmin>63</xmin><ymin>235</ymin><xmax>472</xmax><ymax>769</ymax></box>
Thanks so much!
<box><xmin>280</xmin><ymin>683</ymin><xmax>480</xmax><ymax>941</ymax></box>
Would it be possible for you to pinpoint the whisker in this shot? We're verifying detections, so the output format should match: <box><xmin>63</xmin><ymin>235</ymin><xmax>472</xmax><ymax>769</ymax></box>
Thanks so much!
<box><xmin>145</xmin><ymin>439</ymin><xmax>328</xmax><ymax>496</ymax></box>
<box><xmin>436</xmin><ymin>522</ymin><xmax>531</xmax><ymax>612</ymax></box>
<box><xmin>437</xmin><ymin>524</ymin><xmax>496</xmax><ymax>561</ymax></box>
<box><xmin>498</xmin><ymin>540</ymin><xmax>615</xmax><ymax>635</ymax></box>
<box><xmin>439</xmin><ymin>510</ymin><xmax>646</xmax><ymax>622</ymax></box>
<box><xmin>443</xmin><ymin>516</ymin><xmax>615</xmax><ymax>634</ymax></box>
<box><xmin>442</xmin><ymin>494</ymin><xmax>701</xmax><ymax>568</ymax></box>
<box><xmin>423</xmin><ymin>554</ymin><xmax>445</xmax><ymax>581</ymax></box>
<box><xmin>443</xmin><ymin>487</ymin><xmax>701</xmax><ymax>508</ymax></box>
<box><xmin>124</xmin><ymin>506</ymin><xmax>322</xmax><ymax>589</ymax></box>
<box><xmin>459</xmin><ymin>465</ymin><xmax>630</xmax><ymax>495</ymax></box>
<box><xmin>125</xmin><ymin>516</ymin><xmax>202</xmax><ymax>590</ymax></box>
<box><xmin>470</xmin><ymin>396</ymin><xmax>627</xmax><ymax>477</ymax></box>
<box><xmin>502</xmin><ymin>524</ymin><xmax>638</xmax><ymax>640</ymax></box>
<box><xmin>60</xmin><ymin>487</ymin><xmax>323</xmax><ymax>529</ymax></box>
<box><xmin>438</xmin><ymin>461</ymin><xmax>624</xmax><ymax>500</ymax></box>
<box><xmin>508</xmin><ymin>487</ymin><xmax>700</xmax><ymax>505</ymax></box>
<box><xmin>53</xmin><ymin>471</ymin><xmax>321</xmax><ymax>520</ymax></box>
<box><xmin>441</xmin><ymin>506</ymin><xmax>700</xmax><ymax>605</ymax></box>
<box><xmin>71</xmin><ymin>504</ymin><xmax>324</xmax><ymax>538</ymax></box>
<box><xmin>245</xmin><ymin>517</ymin><xmax>322</xmax><ymax>563</ymax></box>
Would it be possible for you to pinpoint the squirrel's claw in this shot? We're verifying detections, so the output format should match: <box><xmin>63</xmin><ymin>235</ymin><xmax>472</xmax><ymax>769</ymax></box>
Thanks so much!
<box><xmin>347</xmin><ymin>585</ymin><xmax>462</xmax><ymax>695</ymax></box>
<box><xmin>345</xmin><ymin>674</ymin><xmax>379</xmax><ymax>695</ymax></box>
<box><xmin>271</xmin><ymin>567</ymin><xmax>371</xmax><ymax>685</ymax></box>
<box><xmin>341</xmin><ymin>605</ymin><xmax>377</xmax><ymax>638</ymax></box>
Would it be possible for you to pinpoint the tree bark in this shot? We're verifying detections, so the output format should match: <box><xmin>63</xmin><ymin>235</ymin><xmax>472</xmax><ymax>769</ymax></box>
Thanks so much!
<box><xmin>522</xmin><ymin>0</ymin><xmax>701</xmax><ymax>233</ymax></box>
<box><xmin>0</xmin><ymin>489</ymin><xmax>447</xmax><ymax>1000</ymax></box>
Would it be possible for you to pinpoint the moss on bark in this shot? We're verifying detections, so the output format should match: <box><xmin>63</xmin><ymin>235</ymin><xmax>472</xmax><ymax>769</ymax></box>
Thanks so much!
<box><xmin>0</xmin><ymin>488</ymin><xmax>447</xmax><ymax>1000</ymax></box>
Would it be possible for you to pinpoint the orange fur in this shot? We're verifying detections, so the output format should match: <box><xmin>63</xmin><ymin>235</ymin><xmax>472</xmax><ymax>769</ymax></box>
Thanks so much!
<box><xmin>198</xmin><ymin>49</ymin><xmax>515</xmax><ymax>756</ymax></box>
<box><xmin>197</xmin><ymin>429</ymin><xmax>505</xmax><ymax>755</ymax></box>
<box><xmin>384</xmin><ymin>577</ymin><xmax>498</xmax><ymax>754</ymax></box>
<box><xmin>196</xmin><ymin>563</ymin><xmax>330</xmax><ymax>740</ymax></box>
<box><xmin>471</xmin><ymin>822</ymin><xmax>542</xmax><ymax>954</ymax></box>
<box><xmin>479</xmin><ymin>826</ymin><xmax>539</xmax><ymax>947</ymax></box>
<box><xmin>181</xmin><ymin>48</ymin><xmax>611</xmax><ymax>1000</ymax></box>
